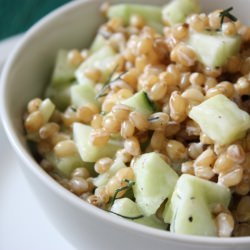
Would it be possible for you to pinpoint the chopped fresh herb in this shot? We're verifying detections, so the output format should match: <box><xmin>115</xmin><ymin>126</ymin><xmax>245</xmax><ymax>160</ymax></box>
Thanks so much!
<box><xmin>70</xmin><ymin>106</ymin><xmax>77</xmax><ymax>112</ymax></box>
<box><xmin>95</xmin><ymin>65</ymin><xmax>118</xmax><ymax>100</ymax></box>
<box><xmin>104</xmin><ymin>64</ymin><xmax>119</xmax><ymax>87</ymax></box>
<box><xmin>108</xmin><ymin>210</ymin><xmax>144</xmax><ymax>220</ymax></box>
<box><xmin>100</xmin><ymin>111</ymin><xmax>107</xmax><ymax>116</ymax></box>
<box><xmin>219</xmin><ymin>7</ymin><xmax>238</xmax><ymax>27</ymax></box>
<box><xmin>110</xmin><ymin>179</ymin><xmax>135</xmax><ymax>206</ymax></box>
<box><xmin>148</xmin><ymin>116</ymin><xmax>160</xmax><ymax>122</ymax></box>
<box><xmin>95</xmin><ymin>67</ymin><xmax>127</xmax><ymax>100</ymax></box>
<box><xmin>140</xmin><ymin>138</ymin><xmax>151</xmax><ymax>151</ymax></box>
<box><xmin>96</xmin><ymin>92</ymin><xmax>108</xmax><ymax>99</ymax></box>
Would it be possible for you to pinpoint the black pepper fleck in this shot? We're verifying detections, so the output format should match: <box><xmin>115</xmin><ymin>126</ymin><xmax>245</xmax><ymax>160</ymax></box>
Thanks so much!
<box><xmin>188</xmin><ymin>216</ymin><xmax>193</xmax><ymax>222</ymax></box>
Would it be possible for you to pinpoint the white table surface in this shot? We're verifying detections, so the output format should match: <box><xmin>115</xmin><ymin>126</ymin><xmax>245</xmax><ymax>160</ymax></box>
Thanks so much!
<box><xmin>0</xmin><ymin>36</ymin><xmax>76</xmax><ymax>250</ymax></box>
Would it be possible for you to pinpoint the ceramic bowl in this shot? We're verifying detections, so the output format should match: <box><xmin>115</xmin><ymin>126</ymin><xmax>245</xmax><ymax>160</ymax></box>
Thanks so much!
<box><xmin>1</xmin><ymin>0</ymin><xmax>250</xmax><ymax>249</ymax></box>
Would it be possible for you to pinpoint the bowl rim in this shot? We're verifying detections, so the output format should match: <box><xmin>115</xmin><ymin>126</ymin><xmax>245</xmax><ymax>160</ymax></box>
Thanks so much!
<box><xmin>1</xmin><ymin>0</ymin><xmax>250</xmax><ymax>246</ymax></box>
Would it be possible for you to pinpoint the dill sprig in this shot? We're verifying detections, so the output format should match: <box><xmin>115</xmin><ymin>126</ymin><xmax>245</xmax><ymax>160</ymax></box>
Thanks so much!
<box><xmin>109</xmin><ymin>210</ymin><xmax>144</xmax><ymax>220</ymax></box>
<box><xmin>110</xmin><ymin>179</ymin><xmax>135</xmax><ymax>206</ymax></box>
<box><xmin>148</xmin><ymin>116</ymin><xmax>160</xmax><ymax>122</ymax></box>
<box><xmin>219</xmin><ymin>7</ymin><xmax>238</xmax><ymax>27</ymax></box>
<box><xmin>70</xmin><ymin>106</ymin><xmax>77</xmax><ymax>112</ymax></box>
<box><xmin>95</xmin><ymin>66</ymin><xmax>127</xmax><ymax>100</ymax></box>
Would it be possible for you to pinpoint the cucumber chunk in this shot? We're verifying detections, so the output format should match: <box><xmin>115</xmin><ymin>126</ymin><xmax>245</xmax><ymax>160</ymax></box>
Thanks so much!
<box><xmin>122</xmin><ymin>91</ymin><xmax>154</xmax><ymax>116</ymax></box>
<box><xmin>90</xmin><ymin>34</ymin><xmax>107</xmax><ymax>53</ymax></box>
<box><xmin>132</xmin><ymin>152</ymin><xmax>178</xmax><ymax>216</ymax></box>
<box><xmin>111</xmin><ymin>198</ymin><xmax>166</xmax><ymax>230</ymax></box>
<box><xmin>46</xmin><ymin>153</ymin><xmax>94</xmax><ymax>178</ymax></box>
<box><xmin>46</xmin><ymin>50</ymin><xmax>78</xmax><ymax>110</ymax></box>
<box><xmin>107</xmin><ymin>4</ymin><xmax>163</xmax><ymax>33</ymax></box>
<box><xmin>164</xmin><ymin>174</ymin><xmax>231</xmax><ymax>236</ymax></box>
<box><xmin>45</xmin><ymin>83</ymin><xmax>72</xmax><ymax>111</ymax></box>
<box><xmin>51</xmin><ymin>50</ymin><xmax>77</xmax><ymax>87</ymax></box>
<box><xmin>73</xmin><ymin>123</ymin><xmax>122</xmax><ymax>162</ymax></box>
<box><xmin>111</xmin><ymin>198</ymin><xmax>142</xmax><ymax>217</ymax></box>
<box><xmin>189</xmin><ymin>94</ymin><xmax>250</xmax><ymax>145</ymax></box>
<box><xmin>162</xmin><ymin>0</ymin><xmax>201</xmax><ymax>26</ymax></box>
<box><xmin>170</xmin><ymin>194</ymin><xmax>217</xmax><ymax>236</ymax></box>
<box><xmin>187</xmin><ymin>31</ymin><xmax>241</xmax><ymax>67</ymax></box>
<box><xmin>70</xmin><ymin>83</ymin><xmax>99</xmax><ymax>108</ymax></box>
<box><xmin>75</xmin><ymin>45</ymin><xmax>117</xmax><ymax>85</ymax></box>
<box><xmin>93</xmin><ymin>159</ymin><xmax>126</xmax><ymax>187</ymax></box>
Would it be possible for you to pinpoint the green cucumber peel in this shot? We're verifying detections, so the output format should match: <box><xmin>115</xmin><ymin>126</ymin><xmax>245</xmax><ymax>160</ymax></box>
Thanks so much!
<box><xmin>143</xmin><ymin>91</ymin><xmax>156</xmax><ymax>112</ymax></box>
<box><xmin>108</xmin><ymin>210</ymin><xmax>144</xmax><ymax>220</ymax></box>
<box><xmin>219</xmin><ymin>7</ymin><xmax>237</xmax><ymax>28</ymax></box>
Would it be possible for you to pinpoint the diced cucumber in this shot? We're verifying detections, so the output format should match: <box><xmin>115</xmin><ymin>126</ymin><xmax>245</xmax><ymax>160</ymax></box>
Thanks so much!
<box><xmin>189</xmin><ymin>94</ymin><xmax>250</xmax><ymax>145</ymax></box>
<box><xmin>111</xmin><ymin>198</ymin><xmax>166</xmax><ymax>230</ymax></box>
<box><xmin>39</xmin><ymin>98</ymin><xmax>55</xmax><ymax>123</ymax></box>
<box><xmin>45</xmin><ymin>84</ymin><xmax>72</xmax><ymax>111</ymax></box>
<box><xmin>138</xmin><ymin>215</ymin><xmax>166</xmax><ymax>230</ymax></box>
<box><xmin>93</xmin><ymin>159</ymin><xmax>126</xmax><ymax>187</ymax></box>
<box><xmin>75</xmin><ymin>45</ymin><xmax>117</xmax><ymax>85</ymax></box>
<box><xmin>170</xmin><ymin>194</ymin><xmax>217</xmax><ymax>236</ymax></box>
<box><xmin>162</xmin><ymin>0</ymin><xmax>201</xmax><ymax>26</ymax></box>
<box><xmin>132</xmin><ymin>152</ymin><xmax>178</xmax><ymax>216</ymax></box>
<box><xmin>46</xmin><ymin>152</ymin><xmax>94</xmax><ymax>178</ymax></box>
<box><xmin>46</xmin><ymin>50</ymin><xmax>78</xmax><ymax>110</ymax></box>
<box><xmin>187</xmin><ymin>31</ymin><xmax>241</xmax><ymax>67</ymax></box>
<box><xmin>73</xmin><ymin>123</ymin><xmax>122</xmax><ymax>162</ymax></box>
<box><xmin>107</xmin><ymin>4</ymin><xmax>163</xmax><ymax>33</ymax></box>
<box><xmin>111</xmin><ymin>198</ymin><xmax>142</xmax><ymax>217</ymax></box>
<box><xmin>70</xmin><ymin>83</ymin><xmax>99</xmax><ymax>108</ymax></box>
<box><xmin>164</xmin><ymin>174</ymin><xmax>231</xmax><ymax>236</ymax></box>
<box><xmin>122</xmin><ymin>91</ymin><xmax>154</xmax><ymax>116</ymax></box>
<box><xmin>90</xmin><ymin>34</ymin><xmax>107</xmax><ymax>53</ymax></box>
<box><xmin>50</xmin><ymin>50</ymin><xmax>77</xmax><ymax>87</ymax></box>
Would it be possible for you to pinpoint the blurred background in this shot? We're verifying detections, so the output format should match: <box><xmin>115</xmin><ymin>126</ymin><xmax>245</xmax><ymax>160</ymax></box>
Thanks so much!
<box><xmin>0</xmin><ymin>0</ymin><xmax>70</xmax><ymax>40</ymax></box>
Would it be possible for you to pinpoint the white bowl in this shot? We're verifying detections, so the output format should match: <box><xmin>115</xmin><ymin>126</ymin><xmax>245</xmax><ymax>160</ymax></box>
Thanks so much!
<box><xmin>1</xmin><ymin>0</ymin><xmax>250</xmax><ymax>249</ymax></box>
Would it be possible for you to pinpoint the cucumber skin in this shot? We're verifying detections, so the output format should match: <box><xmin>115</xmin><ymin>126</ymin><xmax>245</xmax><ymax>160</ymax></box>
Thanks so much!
<box><xmin>107</xmin><ymin>4</ymin><xmax>163</xmax><ymax>33</ymax></box>
<box><xmin>73</xmin><ymin>123</ymin><xmax>122</xmax><ymax>163</ymax></box>
<box><xmin>132</xmin><ymin>152</ymin><xmax>178</xmax><ymax>217</ymax></box>
<box><xmin>189</xmin><ymin>94</ymin><xmax>250</xmax><ymax>145</ymax></box>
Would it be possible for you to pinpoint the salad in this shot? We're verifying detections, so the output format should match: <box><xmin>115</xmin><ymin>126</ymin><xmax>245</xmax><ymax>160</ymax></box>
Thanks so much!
<box><xmin>24</xmin><ymin>0</ymin><xmax>250</xmax><ymax>237</ymax></box>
